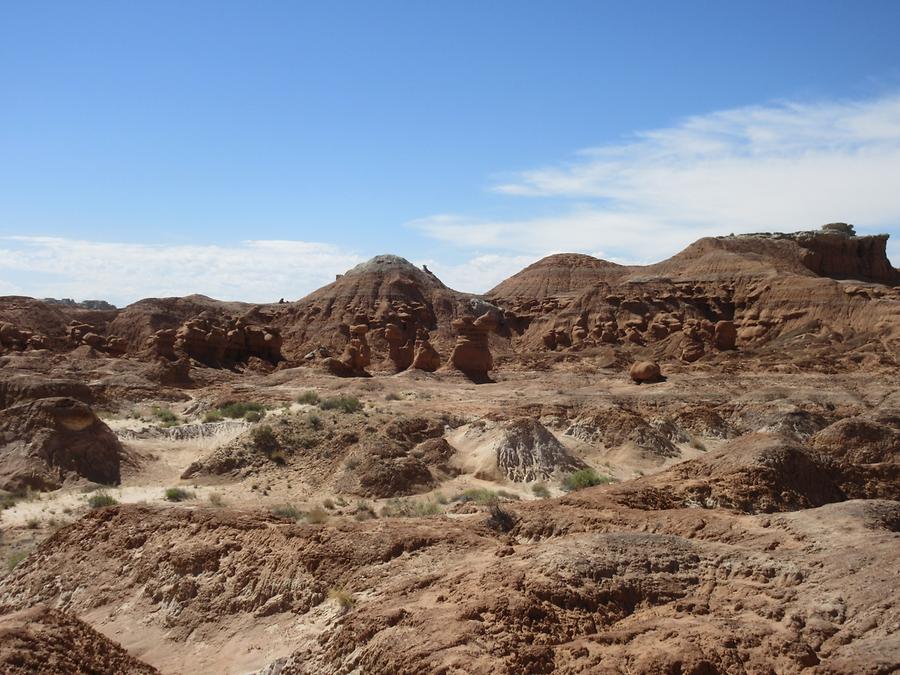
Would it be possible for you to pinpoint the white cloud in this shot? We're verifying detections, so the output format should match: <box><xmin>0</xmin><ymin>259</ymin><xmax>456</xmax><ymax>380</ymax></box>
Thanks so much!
<box><xmin>0</xmin><ymin>236</ymin><xmax>364</xmax><ymax>306</ymax></box>
<box><xmin>414</xmin><ymin>94</ymin><xmax>900</xmax><ymax>265</ymax></box>
<box><xmin>416</xmin><ymin>253</ymin><xmax>542</xmax><ymax>294</ymax></box>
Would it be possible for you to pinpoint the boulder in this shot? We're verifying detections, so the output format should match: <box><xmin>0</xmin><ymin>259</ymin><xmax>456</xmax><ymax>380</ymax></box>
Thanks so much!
<box><xmin>629</xmin><ymin>360</ymin><xmax>664</xmax><ymax>384</ymax></box>
<box><xmin>714</xmin><ymin>320</ymin><xmax>737</xmax><ymax>350</ymax></box>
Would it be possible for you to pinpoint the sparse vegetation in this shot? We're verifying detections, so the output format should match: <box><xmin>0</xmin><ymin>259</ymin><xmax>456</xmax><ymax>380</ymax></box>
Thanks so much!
<box><xmin>271</xmin><ymin>504</ymin><xmax>302</xmax><ymax>521</ymax></box>
<box><xmin>0</xmin><ymin>493</ymin><xmax>19</xmax><ymax>510</ymax></box>
<box><xmin>485</xmin><ymin>503</ymin><xmax>517</xmax><ymax>532</ymax></box>
<box><xmin>306</xmin><ymin>412</ymin><xmax>322</xmax><ymax>429</ymax></box>
<box><xmin>384</xmin><ymin>392</ymin><xmax>401</xmax><ymax>401</ymax></box>
<box><xmin>452</xmin><ymin>488</ymin><xmax>498</xmax><ymax>504</ymax></box>
<box><xmin>152</xmin><ymin>405</ymin><xmax>179</xmax><ymax>426</ymax></box>
<box><xmin>25</xmin><ymin>517</ymin><xmax>40</xmax><ymax>529</ymax></box>
<box><xmin>380</xmin><ymin>498</ymin><xmax>441</xmax><ymax>517</ymax></box>
<box><xmin>531</xmin><ymin>483</ymin><xmax>551</xmax><ymax>499</ymax></box>
<box><xmin>561</xmin><ymin>468</ymin><xmax>613</xmax><ymax>492</ymax></box>
<box><xmin>306</xmin><ymin>506</ymin><xmax>329</xmax><ymax>524</ymax></box>
<box><xmin>328</xmin><ymin>586</ymin><xmax>356</xmax><ymax>611</ymax></box>
<box><xmin>296</xmin><ymin>390</ymin><xmax>320</xmax><ymax>405</ymax></box>
<box><xmin>319</xmin><ymin>395</ymin><xmax>362</xmax><ymax>413</ymax></box>
<box><xmin>322</xmin><ymin>498</ymin><xmax>335</xmax><ymax>510</ymax></box>
<box><xmin>6</xmin><ymin>550</ymin><xmax>27</xmax><ymax>572</ymax></box>
<box><xmin>689</xmin><ymin>436</ymin><xmax>708</xmax><ymax>451</ymax></box>
<box><xmin>218</xmin><ymin>401</ymin><xmax>266</xmax><ymax>419</ymax></box>
<box><xmin>251</xmin><ymin>424</ymin><xmax>279</xmax><ymax>455</ymax></box>
<box><xmin>87</xmin><ymin>491</ymin><xmax>118</xmax><ymax>508</ymax></box>
<box><xmin>208</xmin><ymin>493</ymin><xmax>225</xmax><ymax>507</ymax></box>
<box><xmin>354</xmin><ymin>500</ymin><xmax>376</xmax><ymax>521</ymax></box>
<box><xmin>203</xmin><ymin>410</ymin><xmax>224</xmax><ymax>423</ymax></box>
<box><xmin>164</xmin><ymin>487</ymin><xmax>194</xmax><ymax>502</ymax></box>
<box><xmin>244</xmin><ymin>410</ymin><xmax>264</xmax><ymax>423</ymax></box>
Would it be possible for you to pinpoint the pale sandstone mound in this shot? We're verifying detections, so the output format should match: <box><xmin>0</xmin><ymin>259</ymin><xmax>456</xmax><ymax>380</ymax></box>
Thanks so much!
<box><xmin>565</xmin><ymin>404</ymin><xmax>680</xmax><ymax>460</ymax></box>
<box><xmin>0</xmin><ymin>397</ymin><xmax>123</xmax><ymax>491</ymax></box>
<box><xmin>614</xmin><ymin>431</ymin><xmax>899</xmax><ymax>512</ymax></box>
<box><xmin>493</xmin><ymin>418</ymin><xmax>583</xmax><ymax>481</ymax></box>
<box><xmin>0</xmin><ymin>605</ymin><xmax>158</xmax><ymax>675</ymax></box>
<box><xmin>183</xmin><ymin>410</ymin><xmax>456</xmax><ymax>498</ymax></box>
<box><xmin>808</xmin><ymin>415</ymin><xmax>899</xmax><ymax>464</ymax></box>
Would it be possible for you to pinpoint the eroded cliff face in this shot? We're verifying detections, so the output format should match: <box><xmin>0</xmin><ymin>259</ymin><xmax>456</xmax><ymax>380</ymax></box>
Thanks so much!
<box><xmin>792</xmin><ymin>230</ymin><xmax>898</xmax><ymax>285</ymax></box>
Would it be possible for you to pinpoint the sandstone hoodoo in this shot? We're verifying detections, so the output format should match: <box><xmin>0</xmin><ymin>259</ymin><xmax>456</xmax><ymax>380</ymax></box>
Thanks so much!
<box><xmin>0</xmin><ymin>397</ymin><xmax>122</xmax><ymax>491</ymax></box>
<box><xmin>410</xmin><ymin>328</ymin><xmax>441</xmax><ymax>371</ymax></box>
<box><xmin>449</xmin><ymin>311</ymin><xmax>496</xmax><ymax>380</ymax></box>
<box><xmin>0</xmin><ymin>224</ymin><xmax>897</xmax><ymax>675</ymax></box>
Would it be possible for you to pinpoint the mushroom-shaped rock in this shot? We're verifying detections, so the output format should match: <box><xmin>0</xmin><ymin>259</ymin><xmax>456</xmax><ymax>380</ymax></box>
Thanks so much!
<box><xmin>450</xmin><ymin>312</ymin><xmax>496</xmax><ymax>380</ymax></box>
<box><xmin>629</xmin><ymin>360</ymin><xmax>664</xmax><ymax>384</ymax></box>
<box><xmin>411</xmin><ymin>332</ymin><xmax>441</xmax><ymax>372</ymax></box>
<box><xmin>384</xmin><ymin>322</ymin><xmax>414</xmax><ymax>371</ymax></box>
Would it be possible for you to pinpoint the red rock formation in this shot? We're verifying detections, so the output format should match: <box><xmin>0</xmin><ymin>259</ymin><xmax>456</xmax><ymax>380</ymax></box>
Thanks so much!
<box><xmin>629</xmin><ymin>360</ymin><xmax>663</xmax><ymax>383</ymax></box>
<box><xmin>0</xmin><ymin>397</ymin><xmax>123</xmax><ymax>491</ymax></box>
<box><xmin>450</xmin><ymin>312</ymin><xmax>496</xmax><ymax>380</ymax></box>
<box><xmin>411</xmin><ymin>330</ymin><xmax>441</xmax><ymax>371</ymax></box>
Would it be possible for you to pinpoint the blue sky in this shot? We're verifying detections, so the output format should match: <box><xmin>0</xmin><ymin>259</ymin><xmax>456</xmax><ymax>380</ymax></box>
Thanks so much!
<box><xmin>2</xmin><ymin>1</ymin><xmax>900</xmax><ymax>304</ymax></box>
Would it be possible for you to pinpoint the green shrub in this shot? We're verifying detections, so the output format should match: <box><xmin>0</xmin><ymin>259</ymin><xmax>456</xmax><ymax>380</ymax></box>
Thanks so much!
<box><xmin>319</xmin><ymin>396</ymin><xmax>362</xmax><ymax>413</ymax></box>
<box><xmin>218</xmin><ymin>401</ymin><xmax>266</xmax><ymax>419</ymax></box>
<box><xmin>531</xmin><ymin>483</ymin><xmax>551</xmax><ymax>499</ymax></box>
<box><xmin>306</xmin><ymin>413</ymin><xmax>322</xmax><ymax>429</ymax></box>
<box><xmin>164</xmin><ymin>487</ymin><xmax>194</xmax><ymax>502</ymax></box>
<box><xmin>380</xmin><ymin>498</ymin><xmax>441</xmax><ymax>518</ymax></box>
<box><xmin>271</xmin><ymin>504</ymin><xmax>302</xmax><ymax>520</ymax></box>
<box><xmin>250</xmin><ymin>425</ymin><xmax>279</xmax><ymax>455</ymax></box>
<box><xmin>87</xmin><ymin>491</ymin><xmax>118</xmax><ymax>508</ymax></box>
<box><xmin>203</xmin><ymin>410</ymin><xmax>224</xmax><ymax>423</ymax></box>
<box><xmin>296</xmin><ymin>390</ymin><xmax>320</xmax><ymax>405</ymax></box>
<box><xmin>561</xmin><ymin>468</ymin><xmax>612</xmax><ymax>492</ymax></box>
<box><xmin>244</xmin><ymin>410</ymin><xmax>263</xmax><ymax>423</ymax></box>
<box><xmin>152</xmin><ymin>406</ymin><xmax>178</xmax><ymax>425</ymax></box>
<box><xmin>452</xmin><ymin>488</ymin><xmax>498</xmax><ymax>505</ymax></box>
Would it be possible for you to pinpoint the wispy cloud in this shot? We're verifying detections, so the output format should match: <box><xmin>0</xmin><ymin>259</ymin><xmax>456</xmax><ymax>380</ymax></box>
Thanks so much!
<box><xmin>413</xmin><ymin>93</ymin><xmax>900</xmax><ymax>264</ymax></box>
<box><xmin>416</xmin><ymin>253</ymin><xmax>542</xmax><ymax>294</ymax></box>
<box><xmin>0</xmin><ymin>237</ymin><xmax>364</xmax><ymax>306</ymax></box>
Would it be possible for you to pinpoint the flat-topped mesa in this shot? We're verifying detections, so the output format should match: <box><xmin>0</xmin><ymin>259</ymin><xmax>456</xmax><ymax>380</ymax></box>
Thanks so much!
<box><xmin>727</xmin><ymin>224</ymin><xmax>899</xmax><ymax>285</ymax></box>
